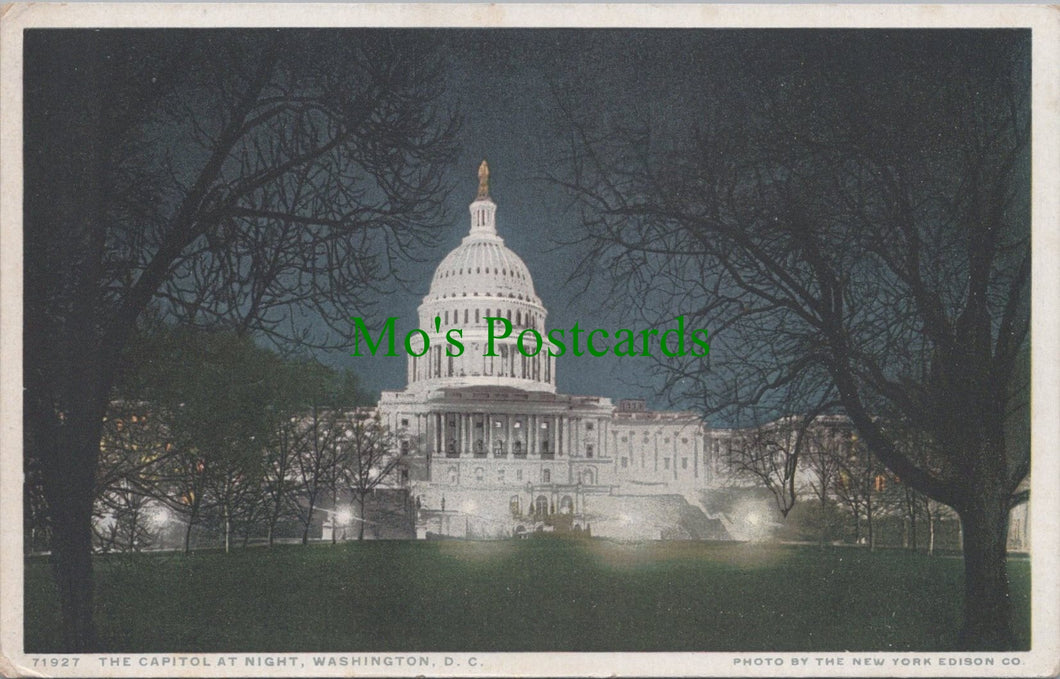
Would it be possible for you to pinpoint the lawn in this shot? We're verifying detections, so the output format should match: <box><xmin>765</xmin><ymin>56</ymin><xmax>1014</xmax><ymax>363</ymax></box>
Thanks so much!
<box><xmin>24</xmin><ymin>539</ymin><xmax>1030</xmax><ymax>652</ymax></box>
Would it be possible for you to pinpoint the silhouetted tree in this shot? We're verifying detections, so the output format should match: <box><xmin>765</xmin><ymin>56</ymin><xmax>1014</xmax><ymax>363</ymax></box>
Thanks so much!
<box><xmin>834</xmin><ymin>436</ymin><xmax>884</xmax><ymax>550</ymax></box>
<box><xmin>340</xmin><ymin>411</ymin><xmax>403</xmax><ymax>541</ymax></box>
<box><xmin>559</xmin><ymin>31</ymin><xmax>1029</xmax><ymax>649</ymax></box>
<box><xmin>727</xmin><ymin>415</ymin><xmax>814</xmax><ymax>518</ymax></box>
<box><xmin>290</xmin><ymin>367</ymin><xmax>363</xmax><ymax>545</ymax></box>
<box><xmin>24</xmin><ymin>29</ymin><xmax>459</xmax><ymax>649</ymax></box>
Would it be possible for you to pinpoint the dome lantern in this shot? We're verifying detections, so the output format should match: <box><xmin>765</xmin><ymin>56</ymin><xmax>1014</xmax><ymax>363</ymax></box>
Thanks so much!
<box><xmin>410</xmin><ymin>161</ymin><xmax>556</xmax><ymax>393</ymax></box>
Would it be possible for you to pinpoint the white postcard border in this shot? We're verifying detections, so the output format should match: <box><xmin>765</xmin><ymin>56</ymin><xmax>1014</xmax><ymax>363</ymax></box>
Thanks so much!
<box><xmin>2</xmin><ymin>4</ymin><xmax>1058</xmax><ymax>678</ymax></box>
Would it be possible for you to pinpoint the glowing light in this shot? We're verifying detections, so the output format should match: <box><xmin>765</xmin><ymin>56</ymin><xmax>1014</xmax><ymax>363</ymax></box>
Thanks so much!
<box><xmin>335</xmin><ymin>506</ymin><xmax>353</xmax><ymax>525</ymax></box>
<box><xmin>148</xmin><ymin>505</ymin><xmax>171</xmax><ymax>527</ymax></box>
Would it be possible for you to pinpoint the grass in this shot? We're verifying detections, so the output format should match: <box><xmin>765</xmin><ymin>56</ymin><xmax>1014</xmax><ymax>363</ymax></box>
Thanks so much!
<box><xmin>24</xmin><ymin>539</ymin><xmax>1030</xmax><ymax>652</ymax></box>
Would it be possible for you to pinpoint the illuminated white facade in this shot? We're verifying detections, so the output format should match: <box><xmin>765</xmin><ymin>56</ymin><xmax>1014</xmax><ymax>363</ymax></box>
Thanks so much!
<box><xmin>378</xmin><ymin>163</ymin><xmax>729</xmax><ymax>540</ymax></box>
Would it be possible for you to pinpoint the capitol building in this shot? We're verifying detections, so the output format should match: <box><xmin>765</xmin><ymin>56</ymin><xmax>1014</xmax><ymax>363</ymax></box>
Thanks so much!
<box><xmin>377</xmin><ymin>162</ymin><xmax>738</xmax><ymax>541</ymax></box>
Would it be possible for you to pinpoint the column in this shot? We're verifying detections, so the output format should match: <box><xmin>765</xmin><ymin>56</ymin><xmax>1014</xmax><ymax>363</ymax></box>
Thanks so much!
<box><xmin>487</xmin><ymin>412</ymin><xmax>494</xmax><ymax>457</ymax></box>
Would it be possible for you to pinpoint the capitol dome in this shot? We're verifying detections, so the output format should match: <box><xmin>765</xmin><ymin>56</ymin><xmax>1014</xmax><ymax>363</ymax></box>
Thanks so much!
<box><xmin>424</xmin><ymin>229</ymin><xmax>541</xmax><ymax>306</ymax></box>
<box><xmin>409</xmin><ymin>161</ymin><xmax>555</xmax><ymax>393</ymax></box>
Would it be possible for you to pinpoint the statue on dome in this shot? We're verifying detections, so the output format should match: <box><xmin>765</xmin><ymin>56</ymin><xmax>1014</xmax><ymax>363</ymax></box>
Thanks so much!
<box><xmin>477</xmin><ymin>160</ymin><xmax>490</xmax><ymax>199</ymax></box>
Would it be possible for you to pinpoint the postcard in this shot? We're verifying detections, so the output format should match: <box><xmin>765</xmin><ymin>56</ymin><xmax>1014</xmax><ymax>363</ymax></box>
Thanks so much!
<box><xmin>2</xmin><ymin>4</ymin><xmax>1058</xmax><ymax>677</ymax></box>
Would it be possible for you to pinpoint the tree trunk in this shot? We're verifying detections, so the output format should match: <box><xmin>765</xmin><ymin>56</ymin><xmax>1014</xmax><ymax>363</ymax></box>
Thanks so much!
<box><xmin>331</xmin><ymin>488</ymin><xmax>339</xmax><ymax>545</ymax></box>
<box><xmin>267</xmin><ymin>490</ymin><xmax>283</xmax><ymax>547</ymax></box>
<box><xmin>45</xmin><ymin>475</ymin><xmax>98</xmax><ymax>652</ymax></box>
<box><xmin>866</xmin><ymin>495</ymin><xmax>875</xmax><ymax>552</ymax></box>
<box><xmin>358</xmin><ymin>496</ymin><xmax>366</xmax><ymax>541</ymax></box>
<box><xmin>183</xmin><ymin>504</ymin><xmax>197</xmax><ymax>555</ymax></box>
<box><xmin>910</xmin><ymin>496</ymin><xmax>918</xmax><ymax>552</ymax></box>
<box><xmin>302</xmin><ymin>493</ymin><xmax>317</xmax><ymax>545</ymax></box>
<box><xmin>25</xmin><ymin>31</ymin><xmax>109</xmax><ymax>651</ymax></box>
<box><xmin>818</xmin><ymin>497</ymin><xmax>827</xmax><ymax>549</ymax></box>
<box><xmin>956</xmin><ymin>494</ymin><xmax>1015</xmax><ymax>650</ymax></box>
<box><xmin>927</xmin><ymin>503</ymin><xmax>936</xmax><ymax>556</ymax></box>
<box><xmin>223</xmin><ymin>494</ymin><xmax>231</xmax><ymax>554</ymax></box>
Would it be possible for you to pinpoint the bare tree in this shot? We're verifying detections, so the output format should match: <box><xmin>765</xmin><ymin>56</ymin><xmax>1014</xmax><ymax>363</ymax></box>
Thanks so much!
<box><xmin>835</xmin><ymin>436</ymin><xmax>884</xmax><ymax>550</ymax></box>
<box><xmin>292</xmin><ymin>406</ymin><xmax>345</xmax><ymax>545</ymax></box>
<box><xmin>262</xmin><ymin>415</ymin><xmax>300</xmax><ymax>547</ymax></box>
<box><xmin>24</xmin><ymin>30</ymin><xmax>459</xmax><ymax>648</ymax></box>
<box><xmin>93</xmin><ymin>407</ymin><xmax>173</xmax><ymax>552</ymax></box>
<box><xmin>558</xmin><ymin>32</ymin><xmax>1029</xmax><ymax>648</ymax></box>
<box><xmin>726</xmin><ymin>415</ymin><xmax>814</xmax><ymax>518</ymax></box>
<box><xmin>801</xmin><ymin>423</ymin><xmax>846</xmax><ymax>548</ymax></box>
<box><xmin>340</xmin><ymin>411</ymin><xmax>403</xmax><ymax>541</ymax></box>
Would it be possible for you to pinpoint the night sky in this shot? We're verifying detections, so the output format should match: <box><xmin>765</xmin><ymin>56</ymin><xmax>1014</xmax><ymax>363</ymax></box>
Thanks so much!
<box><xmin>302</xmin><ymin>29</ymin><xmax>1012</xmax><ymax>424</ymax></box>
<box><xmin>337</xmin><ymin>30</ymin><xmax>742</xmax><ymax>409</ymax></box>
